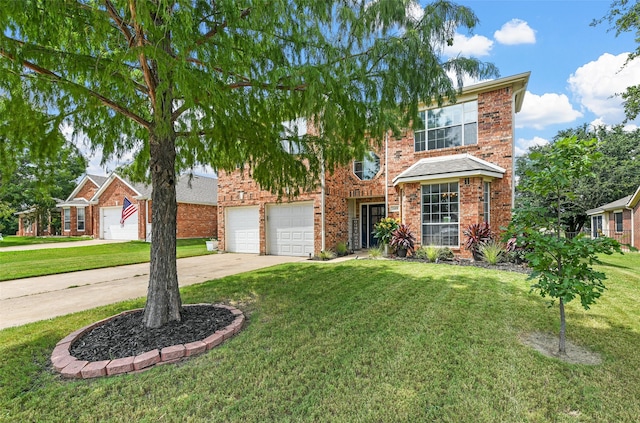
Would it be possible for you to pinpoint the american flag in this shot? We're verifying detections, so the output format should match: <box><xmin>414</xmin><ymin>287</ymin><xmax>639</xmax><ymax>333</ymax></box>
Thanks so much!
<box><xmin>120</xmin><ymin>197</ymin><xmax>137</xmax><ymax>225</ymax></box>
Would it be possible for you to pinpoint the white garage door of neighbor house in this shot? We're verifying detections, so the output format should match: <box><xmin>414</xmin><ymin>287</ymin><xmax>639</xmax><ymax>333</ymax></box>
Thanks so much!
<box><xmin>101</xmin><ymin>207</ymin><xmax>139</xmax><ymax>240</ymax></box>
<box><xmin>226</xmin><ymin>206</ymin><xmax>260</xmax><ymax>253</ymax></box>
<box><xmin>267</xmin><ymin>203</ymin><xmax>314</xmax><ymax>257</ymax></box>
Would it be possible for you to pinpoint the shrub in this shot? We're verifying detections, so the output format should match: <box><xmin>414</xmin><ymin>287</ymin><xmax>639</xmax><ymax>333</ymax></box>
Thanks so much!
<box><xmin>390</xmin><ymin>224</ymin><xmax>416</xmax><ymax>256</ymax></box>
<box><xmin>373</xmin><ymin>217</ymin><xmax>400</xmax><ymax>245</ymax></box>
<box><xmin>463</xmin><ymin>222</ymin><xmax>494</xmax><ymax>260</ymax></box>
<box><xmin>335</xmin><ymin>241</ymin><xmax>349</xmax><ymax>256</ymax></box>
<box><xmin>478</xmin><ymin>240</ymin><xmax>505</xmax><ymax>265</ymax></box>
<box><xmin>367</xmin><ymin>245</ymin><xmax>383</xmax><ymax>259</ymax></box>
<box><xmin>438</xmin><ymin>247</ymin><xmax>454</xmax><ymax>261</ymax></box>
<box><xmin>414</xmin><ymin>246</ymin><xmax>428</xmax><ymax>260</ymax></box>
<box><xmin>318</xmin><ymin>250</ymin><xmax>336</xmax><ymax>261</ymax></box>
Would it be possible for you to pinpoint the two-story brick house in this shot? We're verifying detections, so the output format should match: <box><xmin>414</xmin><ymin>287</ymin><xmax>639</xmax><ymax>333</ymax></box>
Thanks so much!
<box><xmin>217</xmin><ymin>72</ymin><xmax>530</xmax><ymax>258</ymax></box>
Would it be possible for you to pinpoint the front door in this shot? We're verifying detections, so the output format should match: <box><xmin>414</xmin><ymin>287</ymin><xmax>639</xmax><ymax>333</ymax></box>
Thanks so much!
<box><xmin>592</xmin><ymin>215</ymin><xmax>603</xmax><ymax>238</ymax></box>
<box><xmin>361</xmin><ymin>203</ymin><xmax>385</xmax><ymax>248</ymax></box>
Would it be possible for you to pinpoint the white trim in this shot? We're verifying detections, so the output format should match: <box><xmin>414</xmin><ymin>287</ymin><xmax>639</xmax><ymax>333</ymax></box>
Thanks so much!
<box><xmin>396</xmin><ymin>170</ymin><xmax>503</xmax><ymax>186</ymax></box>
<box><xmin>392</xmin><ymin>153</ymin><xmax>506</xmax><ymax>186</ymax></box>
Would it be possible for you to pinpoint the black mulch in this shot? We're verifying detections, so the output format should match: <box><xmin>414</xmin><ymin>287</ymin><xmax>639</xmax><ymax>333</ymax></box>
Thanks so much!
<box><xmin>69</xmin><ymin>305</ymin><xmax>236</xmax><ymax>362</ymax></box>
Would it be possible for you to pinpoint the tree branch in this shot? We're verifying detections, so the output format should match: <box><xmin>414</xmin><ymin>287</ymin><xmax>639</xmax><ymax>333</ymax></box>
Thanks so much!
<box><xmin>128</xmin><ymin>0</ymin><xmax>157</xmax><ymax>107</ymax></box>
<box><xmin>194</xmin><ymin>7</ymin><xmax>252</xmax><ymax>47</ymax></box>
<box><xmin>105</xmin><ymin>0</ymin><xmax>135</xmax><ymax>47</ymax></box>
<box><xmin>0</xmin><ymin>50</ymin><xmax>151</xmax><ymax>129</ymax></box>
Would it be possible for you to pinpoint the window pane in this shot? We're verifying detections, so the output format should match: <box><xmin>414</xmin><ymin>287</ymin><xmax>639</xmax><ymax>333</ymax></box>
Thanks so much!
<box><xmin>464</xmin><ymin>123</ymin><xmax>477</xmax><ymax>145</ymax></box>
<box><xmin>464</xmin><ymin>101</ymin><xmax>477</xmax><ymax>123</ymax></box>
<box><xmin>353</xmin><ymin>151</ymin><xmax>380</xmax><ymax>180</ymax></box>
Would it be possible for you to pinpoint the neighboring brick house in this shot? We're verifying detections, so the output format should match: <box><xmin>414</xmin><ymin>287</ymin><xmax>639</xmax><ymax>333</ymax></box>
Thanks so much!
<box><xmin>217</xmin><ymin>72</ymin><xmax>530</xmax><ymax>258</ymax></box>
<box><xmin>52</xmin><ymin>173</ymin><xmax>218</xmax><ymax>240</ymax></box>
<box><xmin>586</xmin><ymin>185</ymin><xmax>640</xmax><ymax>250</ymax></box>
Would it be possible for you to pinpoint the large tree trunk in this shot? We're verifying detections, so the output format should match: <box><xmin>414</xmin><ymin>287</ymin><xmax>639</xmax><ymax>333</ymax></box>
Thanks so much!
<box><xmin>142</xmin><ymin>132</ymin><xmax>182</xmax><ymax>328</ymax></box>
<box><xmin>558</xmin><ymin>298</ymin><xmax>566</xmax><ymax>355</ymax></box>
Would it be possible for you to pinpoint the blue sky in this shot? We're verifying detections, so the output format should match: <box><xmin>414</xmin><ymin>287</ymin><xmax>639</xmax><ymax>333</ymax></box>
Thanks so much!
<box><xmin>81</xmin><ymin>0</ymin><xmax>639</xmax><ymax>174</ymax></box>
<box><xmin>441</xmin><ymin>0</ymin><xmax>640</xmax><ymax>155</ymax></box>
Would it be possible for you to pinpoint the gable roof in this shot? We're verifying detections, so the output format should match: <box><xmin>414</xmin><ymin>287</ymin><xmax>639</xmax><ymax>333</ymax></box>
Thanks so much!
<box><xmin>586</xmin><ymin>195</ymin><xmax>633</xmax><ymax>215</ymax></box>
<box><xmin>64</xmin><ymin>173</ymin><xmax>106</xmax><ymax>202</ymax></box>
<box><xmin>58</xmin><ymin>172</ymin><xmax>217</xmax><ymax>207</ymax></box>
<box><xmin>628</xmin><ymin>185</ymin><xmax>640</xmax><ymax>209</ymax></box>
<box><xmin>393</xmin><ymin>154</ymin><xmax>506</xmax><ymax>186</ymax></box>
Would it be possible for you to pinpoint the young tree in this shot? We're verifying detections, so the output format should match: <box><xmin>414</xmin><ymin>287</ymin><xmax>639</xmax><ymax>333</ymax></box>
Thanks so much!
<box><xmin>593</xmin><ymin>0</ymin><xmax>640</xmax><ymax>121</ymax></box>
<box><xmin>511</xmin><ymin>137</ymin><xmax>622</xmax><ymax>355</ymax></box>
<box><xmin>0</xmin><ymin>0</ymin><xmax>497</xmax><ymax>328</ymax></box>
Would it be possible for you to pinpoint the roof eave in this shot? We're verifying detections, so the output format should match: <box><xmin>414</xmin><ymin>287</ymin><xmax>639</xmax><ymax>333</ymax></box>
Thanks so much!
<box><xmin>393</xmin><ymin>170</ymin><xmax>504</xmax><ymax>186</ymax></box>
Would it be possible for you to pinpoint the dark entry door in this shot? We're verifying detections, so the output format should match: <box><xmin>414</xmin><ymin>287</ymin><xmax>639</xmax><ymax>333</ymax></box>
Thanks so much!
<box><xmin>361</xmin><ymin>204</ymin><xmax>385</xmax><ymax>248</ymax></box>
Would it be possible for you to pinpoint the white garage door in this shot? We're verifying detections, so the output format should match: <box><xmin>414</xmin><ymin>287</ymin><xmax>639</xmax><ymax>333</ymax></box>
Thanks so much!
<box><xmin>101</xmin><ymin>207</ymin><xmax>139</xmax><ymax>240</ymax></box>
<box><xmin>267</xmin><ymin>203</ymin><xmax>314</xmax><ymax>256</ymax></box>
<box><xmin>226</xmin><ymin>206</ymin><xmax>260</xmax><ymax>253</ymax></box>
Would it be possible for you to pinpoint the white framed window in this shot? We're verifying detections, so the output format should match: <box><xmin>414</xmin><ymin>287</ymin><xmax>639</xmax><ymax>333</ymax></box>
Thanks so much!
<box><xmin>63</xmin><ymin>208</ymin><xmax>71</xmax><ymax>231</ymax></box>
<box><xmin>421</xmin><ymin>182</ymin><xmax>459</xmax><ymax>247</ymax></box>
<box><xmin>415</xmin><ymin>101</ymin><xmax>478</xmax><ymax>152</ymax></box>
<box><xmin>482</xmin><ymin>182</ymin><xmax>490</xmax><ymax>224</ymax></box>
<box><xmin>77</xmin><ymin>207</ymin><xmax>85</xmax><ymax>231</ymax></box>
<box><xmin>280</xmin><ymin>119</ymin><xmax>307</xmax><ymax>155</ymax></box>
<box><xmin>353</xmin><ymin>151</ymin><xmax>380</xmax><ymax>180</ymax></box>
<box><xmin>614</xmin><ymin>212</ymin><xmax>623</xmax><ymax>233</ymax></box>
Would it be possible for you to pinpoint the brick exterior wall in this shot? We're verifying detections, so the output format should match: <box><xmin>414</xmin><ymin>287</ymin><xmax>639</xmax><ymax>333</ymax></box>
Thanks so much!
<box><xmin>60</xmin><ymin>179</ymin><xmax>100</xmax><ymax>238</ymax></box>
<box><xmin>218</xmin><ymin>78</ymin><xmax>524</xmax><ymax>257</ymax></box>
<box><xmin>177</xmin><ymin>203</ymin><xmax>218</xmax><ymax>239</ymax></box>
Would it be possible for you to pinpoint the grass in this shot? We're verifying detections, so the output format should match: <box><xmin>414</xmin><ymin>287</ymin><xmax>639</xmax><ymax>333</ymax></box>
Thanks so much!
<box><xmin>1</xmin><ymin>253</ymin><xmax>639</xmax><ymax>422</ymax></box>
<box><xmin>0</xmin><ymin>235</ymin><xmax>91</xmax><ymax>248</ymax></box>
<box><xmin>0</xmin><ymin>238</ymin><xmax>215</xmax><ymax>281</ymax></box>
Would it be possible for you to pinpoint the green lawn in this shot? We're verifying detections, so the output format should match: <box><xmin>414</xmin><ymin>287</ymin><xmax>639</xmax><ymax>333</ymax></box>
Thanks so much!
<box><xmin>1</xmin><ymin>253</ymin><xmax>639</xmax><ymax>422</ymax></box>
<box><xmin>0</xmin><ymin>235</ymin><xmax>92</xmax><ymax>247</ymax></box>
<box><xmin>0</xmin><ymin>238</ymin><xmax>215</xmax><ymax>281</ymax></box>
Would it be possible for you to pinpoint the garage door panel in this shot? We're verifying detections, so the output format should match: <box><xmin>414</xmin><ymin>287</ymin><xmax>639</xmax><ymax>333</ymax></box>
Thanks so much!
<box><xmin>267</xmin><ymin>203</ymin><xmax>314</xmax><ymax>257</ymax></box>
<box><xmin>227</xmin><ymin>207</ymin><xmax>259</xmax><ymax>254</ymax></box>
<box><xmin>102</xmin><ymin>207</ymin><xmax>138</xmax><ymax>240</ymax></box>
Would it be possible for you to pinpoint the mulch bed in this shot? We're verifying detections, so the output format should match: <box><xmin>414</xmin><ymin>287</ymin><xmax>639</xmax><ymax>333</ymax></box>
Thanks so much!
<box><xmin>69</xmin><ymin>305</ymin><xmax>235</xmax><ymax>362</ymax></box>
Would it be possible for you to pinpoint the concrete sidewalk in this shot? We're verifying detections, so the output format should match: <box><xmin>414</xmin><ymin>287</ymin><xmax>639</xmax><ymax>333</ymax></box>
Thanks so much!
<box><xmin>0</xmin><ymin>253</ymin><xmax>307</xmax><ymax>330</ymax></box>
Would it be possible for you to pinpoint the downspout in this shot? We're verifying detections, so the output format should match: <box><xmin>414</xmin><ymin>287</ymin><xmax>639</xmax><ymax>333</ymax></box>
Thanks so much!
<box><xmin>511</xmin><ymin>86</ymin><xmax>527</xmax><ymax>208</ymax></box>
<box><xmin>321</xmin><ymin>157</ymin><xmax>326</xmax><ymax>252</ymax></box>
<box><xmin>385</xmin><ymin>132</ymin><xmax>389</xmax><ymax>218</ymax></box>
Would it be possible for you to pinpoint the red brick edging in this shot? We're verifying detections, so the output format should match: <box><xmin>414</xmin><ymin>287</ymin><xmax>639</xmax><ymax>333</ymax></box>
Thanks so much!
<box><xmin>51</xmin><ymin>303</ymin><xmax>244</xmax><ymax>379</ymax></box>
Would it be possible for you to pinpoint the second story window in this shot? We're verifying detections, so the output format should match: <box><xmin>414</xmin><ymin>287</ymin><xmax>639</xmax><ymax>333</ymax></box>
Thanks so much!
<box><xmin>415</xmin><ymin>101</ymin><xmax>478</xmax><ymax>152</ymax></box>
<box><xmin>353</xmin><ymin>151</ymin><xmax>380</xmax><ymax>180</ymax></box>
<box><xmin>281</xmin><ymin>119</ymin><xmax>307</xmax><ymax>155</ymax></box>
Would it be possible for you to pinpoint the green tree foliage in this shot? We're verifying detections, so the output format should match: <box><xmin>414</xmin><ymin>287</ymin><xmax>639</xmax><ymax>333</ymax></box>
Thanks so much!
<box><xmin>0</xmin><ymin>0</ymin><xmax>497</xmax><ymax>328</ymax></box>
<box><xmin>0</xmin><ymin>143</ymin><xmax>86</xmax><ymax>236</ymax></box>
<box><xmin>515</xmin><ymin>124</ymin><xmax>640</xmax><ymax>234</ymax></box>
<box><xmin>511</xmin><ymin>137</ymin><xmax>622</xmax><ymax>355</ymax></box>
<box><xmin>593</xmin><ymin>0</ymin><xmax>640</xmax><ymax>121</ymax></box>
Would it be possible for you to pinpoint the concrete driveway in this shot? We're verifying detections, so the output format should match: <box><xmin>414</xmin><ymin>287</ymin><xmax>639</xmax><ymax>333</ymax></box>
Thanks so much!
<box><xmin>0</xmin><ymin>253</ymin><xmax>306</xmax><ymax>330</ymax></box>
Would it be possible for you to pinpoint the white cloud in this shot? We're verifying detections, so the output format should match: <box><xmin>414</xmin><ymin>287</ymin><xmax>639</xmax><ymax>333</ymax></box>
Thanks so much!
<box><xmin>443</xmin><ymin>33</ymin><xmax>493</xmax><ymax>57</ymax></box>
<box><xmin>406</xmin><ymin>0</ymin><xmax>424</xmax><ymax>22</ymax></box>
<box><xmin>514</xmin><ymin>136</ymin><xmax>549</xmax><ymax>157</ymax></box>
<box><xmin>568</xmin><ymin>52</ymin><xmax>640</xmax><ymax>125</ymax></box>
<box><xmin>517</xmin><ymin>91</ymin><xmax>583</xmax><ymax>130</ymax></box>
<box><xmin>494</xmin><ymin>19</ymin><xmax>536</xmax><ymax>45</ymax></box>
